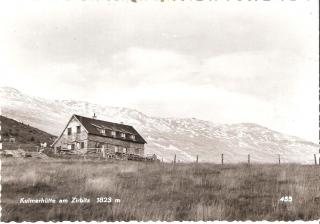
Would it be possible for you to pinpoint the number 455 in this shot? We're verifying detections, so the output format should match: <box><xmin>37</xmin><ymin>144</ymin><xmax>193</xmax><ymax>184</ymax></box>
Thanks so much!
<box><xmin>279</xmin><ymin>196</ymin><xmax>292</xmax><ymax>202</ymax></box>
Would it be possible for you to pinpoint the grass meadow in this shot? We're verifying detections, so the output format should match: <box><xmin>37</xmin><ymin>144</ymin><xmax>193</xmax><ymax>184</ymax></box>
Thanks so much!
<box><xmin>1</xmin><ymin>158</ymin><xmax>320</xmax><ymax>221</ymax></box>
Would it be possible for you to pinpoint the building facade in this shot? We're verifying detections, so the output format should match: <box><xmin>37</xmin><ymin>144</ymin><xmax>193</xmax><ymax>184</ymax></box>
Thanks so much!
<box><xmin>52</xmin><ymin>114</ymin><xmax>146</xmax><ymax>156</ymax></box>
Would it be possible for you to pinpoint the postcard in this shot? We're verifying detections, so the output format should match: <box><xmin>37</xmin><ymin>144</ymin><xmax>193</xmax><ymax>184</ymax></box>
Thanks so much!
<box><xmin>0</xmin><ymin>0</ymin><xmax>319</xmax><ymax>222</ymax></box>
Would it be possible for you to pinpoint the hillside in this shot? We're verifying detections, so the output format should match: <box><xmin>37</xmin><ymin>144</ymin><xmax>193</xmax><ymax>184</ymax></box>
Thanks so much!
<box><xmin>0</xmin><ymin>115</ymin><xmax>56</xmax><ymax>150</ymax></box>
<box><xmin>0</xmin><ymin>87</ymin><xmax>318</xmax><ymax>163</ymax></box>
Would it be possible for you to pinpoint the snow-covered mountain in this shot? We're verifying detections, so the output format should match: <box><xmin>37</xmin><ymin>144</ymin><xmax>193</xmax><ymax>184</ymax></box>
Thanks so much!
<box><xmin>1</xmin><ymin>87</ymin><xmax>318</xmax><ymax>163</ymax></box>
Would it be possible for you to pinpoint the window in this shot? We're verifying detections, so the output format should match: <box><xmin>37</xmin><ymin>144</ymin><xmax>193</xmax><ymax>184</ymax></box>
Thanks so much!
<box><xmin>135</xmin><ymin>148</ymin><xmax>140</xmax><ymax>154</ymax></box>
<box><xmin>77</xmin><ymin>126</ymin><xmax>81</xmax><ymax>134</ymax></box>
<box><xmin>123</xmin><ymin>147</ymin><xmax>127</xmax><ymax>153</ymax></box>
<box><xmin>130</xmin><ymin>135</ymin><xmax>136</xmax><ymax>140</ymax></box>
<box><xmin>68</xmin><ymin>144</ymin><xmax>75</xmax><ymax>150</ymax></box>
<box><xmin>100</xmin><ymin>129</ymin><xmax>106</xmax><ymax>135</ymax></box>
<box><xmin>120</xmin><ymin>133</ymin><xmax>126</xmax><ymax>138</ymax></box>
<box><xmin>111</xmin><ymin>131</ymin><xmax>116</xmax><ymax>137</ymax></box>
<box><xmin>114</xmin><ymin>146</ymin><xmax>119</xmax><ymax>152</ymax></box>
<box><xmin>80</xmin><ymin>142</ymin><xmax>85</xmax><ymax>149</ymax></box>
<box><xmin>67</xmin><ymin>128</ymin><xmax>72</xmax><ymax>135</ymax></box>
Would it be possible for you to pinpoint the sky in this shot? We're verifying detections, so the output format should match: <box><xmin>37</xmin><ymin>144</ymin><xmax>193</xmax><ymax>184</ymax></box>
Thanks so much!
<box><xmin>0</xmin><ymin>0</ymin><xmax>318</xmax><ymax>142</ymax></box>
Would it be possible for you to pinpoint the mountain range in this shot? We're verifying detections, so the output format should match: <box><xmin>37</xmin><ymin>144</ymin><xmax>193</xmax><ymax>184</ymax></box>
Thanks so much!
<box><xmin>1</xmin><ymin>87</ymin><xmax>318</xmax><ymax>163</ymax></box>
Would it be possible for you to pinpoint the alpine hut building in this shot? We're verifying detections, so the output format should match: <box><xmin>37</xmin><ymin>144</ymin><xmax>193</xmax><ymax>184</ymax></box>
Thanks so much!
<box><xmin>52</xmin><ymin>114</ymin><xmax>146</xmax><ymax>156</ymax></box>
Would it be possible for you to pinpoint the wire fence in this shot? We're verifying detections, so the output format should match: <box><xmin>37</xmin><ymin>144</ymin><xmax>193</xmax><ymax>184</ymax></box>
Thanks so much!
<box><xmin>169</xmin><ymin>153</ymin><xmax>320</xmax><ymax>165</ymax></box>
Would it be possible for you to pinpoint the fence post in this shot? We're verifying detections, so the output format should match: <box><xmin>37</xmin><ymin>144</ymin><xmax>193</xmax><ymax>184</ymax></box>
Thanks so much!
<box><xmin>196</xmin><ymin>155</ymin><xmax>198</xmax><ymax>163</ymax></box>
<box><xmin>173</xmin><ymin>154</ymin><xmax>176</xmax><ymax>164</ymax></box>
<box><xmin>248</xmin><ymin>154</ymin><xmax>250</xmax><ymax>165</ymax></box>
<box><xmin>278</xmin><ymin>154</ymin><xmax>281</xmax><ymax>165</ymax></box>
<box><xmin>221</xmin><ymin>153</ymin><xmax>224</xmax><ymax>165</ymax></box>
<box><xmin>314</xmin><ymin>154</ymin><xmax>317</xmax><ymax>165</ymax></box>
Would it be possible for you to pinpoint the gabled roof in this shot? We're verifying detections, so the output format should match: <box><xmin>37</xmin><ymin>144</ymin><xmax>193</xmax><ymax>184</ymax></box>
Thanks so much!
<box><xmin>74</xmin><ymin>114</ymin><xmax>147</xmax><ymax>144</ymax></box>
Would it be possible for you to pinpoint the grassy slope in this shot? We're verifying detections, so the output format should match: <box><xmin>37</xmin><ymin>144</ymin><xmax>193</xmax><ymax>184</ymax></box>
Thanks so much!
<box><xmin>1</xmin><ymin>159</ymin><xmax>320</xmax><ymax>221</ymax></box>
<box><xmin>1</xmin><ymin>115</ymin><xmax>56</xmax><ymax>149</ymax></box>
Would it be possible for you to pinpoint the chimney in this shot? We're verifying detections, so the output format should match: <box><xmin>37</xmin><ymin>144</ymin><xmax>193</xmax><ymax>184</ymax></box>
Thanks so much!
<box><xmin>93</xmin><ymin>113</ymin><xmax>97</xmax><ymax>119</ymax></box>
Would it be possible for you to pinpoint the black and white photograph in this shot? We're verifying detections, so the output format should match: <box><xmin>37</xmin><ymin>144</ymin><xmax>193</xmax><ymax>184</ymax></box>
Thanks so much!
<box><xmin>0</xmin><ymin>0</ymin><xmax>319</xmax><ymax>222</ymax></box>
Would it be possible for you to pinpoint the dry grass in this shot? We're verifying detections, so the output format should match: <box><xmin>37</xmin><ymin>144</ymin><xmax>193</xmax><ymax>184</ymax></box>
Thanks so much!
<box><xmin>1</xmin><ymin>158</ymin><xmax>320</xmax><ymax>222</ymax></box>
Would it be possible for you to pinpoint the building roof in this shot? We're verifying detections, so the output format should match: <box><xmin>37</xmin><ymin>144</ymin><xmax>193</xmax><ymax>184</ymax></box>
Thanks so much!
<box><xmin>74</xmin><ymin>114</ymin><xmax>147</xmax><ymax>144</ymax></box>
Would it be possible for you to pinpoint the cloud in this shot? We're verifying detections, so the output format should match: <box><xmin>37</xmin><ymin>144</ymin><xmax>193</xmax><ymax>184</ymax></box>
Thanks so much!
<box><xmin>0</xmin><ymin>0</ymin><xmax>318</xmax><ymax>142</ymax></box>
<box><xmin>101</xmin><ymin>48</ymin><xmax>197</xmax><ymax>86</ymax></box>
<box><xmin>1</xmin><ymin>0</ymin><xmax>315</xmax><ymax>64</ymax></box>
